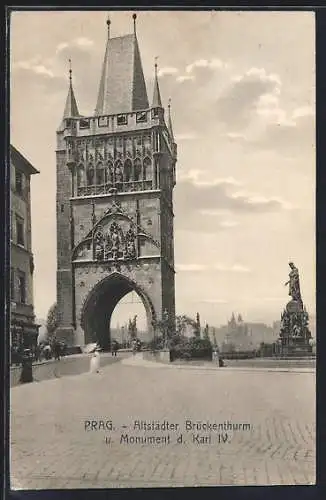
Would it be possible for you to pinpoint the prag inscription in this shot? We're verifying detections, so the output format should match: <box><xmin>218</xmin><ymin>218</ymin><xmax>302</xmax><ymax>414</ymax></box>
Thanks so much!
<box><xmin>84</xmin><ymin>419</ymin><xmax>252</xmax><ymax>446</ymax></box>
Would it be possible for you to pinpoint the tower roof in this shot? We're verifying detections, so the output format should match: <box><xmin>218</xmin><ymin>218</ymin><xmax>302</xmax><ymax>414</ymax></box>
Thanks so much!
<box><xmin>62</xmin><ymin>82</ymin><xmax>80</xmax><ymax>120</ymax></box>
<box><xmin>152</xmin><ymin>61</ymin><xmax>162</xmax><ymax>108</ymax></box>
<box><xmin>168</xmin><ymin>99</ymin><xmax>174</xmax><ymax>142</ymax></box>
<box><xmin>94</xmin><ymin>31</ymin><xmax>149</xmax><ymax>116</ymax></box>
<box><xmin>61</xmin><ymin>60</ymin><xmax>80</xmax><ymax>121</ymax></box>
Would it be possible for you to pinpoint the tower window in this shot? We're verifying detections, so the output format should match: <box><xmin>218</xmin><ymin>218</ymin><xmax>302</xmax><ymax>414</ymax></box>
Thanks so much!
<box><xmin>117</xmin><ymin>114</ymin><xmax>128</xmax><ymax>126</ymax></box>
<box><xmin>61</xmin><ymin>204</ymin><xmax>64</xmax><ymax>213</ymax></box>
<box><xmin>98</xmin><ymin>116</ymin><xmax>108</xmax><ymax>127</ymax></box>
<box><xmin>79</xmin><ymin>118</ymin><xmax>90</xmax><ymax>129</ymax></box>
<box><xmin>152</xmin><ymin>108</ymin><xmax>160</xmax><ymax>118</ymax></box>
<box><xmin>17</xmin><ymin>271</ymin><xmax>26</xmax><ymax>304</ymax></box>
<box><xmin>16</xmin><ymin>215</ymin><xmax>24</xmax><ymax>246</ymax></box>
<box><xmin>15</xmin><ymin>170</ymin><xmax>24</xmax><ymax>196</ymax></box>
<box><xmin>136</xmin><ymin>111</ymin><xmax>147</xmax><ymax>123</ymax></box>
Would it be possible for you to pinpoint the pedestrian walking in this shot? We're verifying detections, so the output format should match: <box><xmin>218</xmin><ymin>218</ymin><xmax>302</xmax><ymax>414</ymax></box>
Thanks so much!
<box><xmin>53</xmin><ymin>338</ymin><xmax>61</xmax><ymax>361</ymax></box>
<box><xmin>43</xmin><ymin>344</ymin><xmax>52</xmax><ymax>360</ymax></box>
<box><xmin>90</xmin><ymin>345</ymin><xmax>101</xmax><ymax>373</ymax></box>
<box><xmin>35</xmin><ymin>344</ymin><xmax>41</xmax><ymax>362</ymax></box>
<box><xmin>111</xmin><ymin>340</ymin><xmax>119</xmax><ymax>357</ymax></box>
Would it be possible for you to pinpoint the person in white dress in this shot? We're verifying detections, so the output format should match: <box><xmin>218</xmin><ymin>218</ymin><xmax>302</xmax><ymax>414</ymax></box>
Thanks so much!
<box><xmin>90</xmin><ymin>346</ymin><xmax>101</xmax><ymax>373</ymax></box>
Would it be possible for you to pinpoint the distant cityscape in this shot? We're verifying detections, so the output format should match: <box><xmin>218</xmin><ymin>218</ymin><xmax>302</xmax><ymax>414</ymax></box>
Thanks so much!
<box><xmin>36</xmin><ymin>312</ymin><xmax>316</xmax><ymax>350</ymax></box>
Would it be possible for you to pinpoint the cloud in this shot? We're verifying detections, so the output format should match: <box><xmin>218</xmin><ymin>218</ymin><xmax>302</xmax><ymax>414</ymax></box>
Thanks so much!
<box><xmin>215</xmin><ymin>67</ymin><xmax>314</xmax><ymax>153</ymax></box>
<box><xmin>75</xmin><ymin>37</ymin><xmax>94</xmax><ymax>48</ymax></box>
<box><xmin>213</xmin><ymin>264</ymin><xmax>251</xmax><ymax>273</ymax></box>
<box><xmin>55</xmin><ymin>37</ymin><xmax>94</xmax><ymax>54</ymax></box>
<box><xmin>55</xmin><ymin>42</ymin><xmax>69</xmax><ymax>54</ymax></box>
<box><xmin>197</xmin><ymin>298</ymin><xmax>228</xmax><ymax>304</ymax></box>
<box><xmin>176</xmin><ymin>264</ymin><xmax>208</xmax><ymax>272</ymax></box>
<box><xmin>225</xmin><ymin>132</ymin><xmax>247</xmax><ymax>140</ymax></box>
<box><xmin>230</xmin><ymin>190</ymin><xmax>294</xmax><ymax>210</ymax></box>
<box><xmin>218</xmin><ymin>220</ymin><xmax>239</xmax><ymax>228</ymax></box>
<box><xmin>292</xmin><ymin>105</ymin><xmax>314</xmax><ymax>120</ymax></box>
<box><xmin>13</xmin><ymin>57</ymin><xmax>55</xmax><ymax>78</ymax></box>
<box><xmin>12</xmin><ymin>36</ymin><xmax>95</xmax><ymax>83</ymax></box>
<box><xmin>158</xmin><ymin>66</ymin><xmax>179</xmax><ymax>77</ymax></box>
<box><xmin>174</xmin><ymin>132</ymin><xmax>198</xmax><ymax>141</ymax></box>
<box><xmin>174</xmin><ymin>178</ymin><xmax>291</xmax><ymax>236</ymax></box>
<box><xmin>186</xmin><ymin>58</ymin><xmax>229</xmax><ymax>74</ymax></box>
<box><xmin>216</xmin><ymin>67</ymin><xmax>282</xmax><ymax>130</ymax></box>
<box><xmin>176</xmin><ymin>75</ymin><xmax>195</xmax><ymax>83</ymax></box>
<box><xmin>176</xmin><ymin>263</ymin><xmax>251</xmax><ymax>273</ymax></box>
<box><xmin>179</xmin><ymin>169</ymin><xmax>241</xmax><ymax>188</ymax></box>
<box><xmin>174</xmin><ymin>176</ymin><xmax>293</xmax><ymax>235</ymax></box>
<box><xmin>232</xmin><ymin>67</ymin><xmax>282</xmax><ymax>87</ymax></box>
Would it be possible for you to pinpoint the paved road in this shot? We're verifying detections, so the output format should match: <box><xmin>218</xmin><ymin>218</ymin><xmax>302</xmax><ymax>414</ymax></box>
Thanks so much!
<box><xmin>10</xmin><ymin>355</ymin><xmax>315</xmax><ymax>489</ymax></box>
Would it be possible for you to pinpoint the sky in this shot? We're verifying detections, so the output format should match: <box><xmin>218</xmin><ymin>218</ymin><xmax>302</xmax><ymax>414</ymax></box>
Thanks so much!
<box><xmin>10</xmin><ymin>10</ymin><xmax>315</xmax><ymax>330</ymax></box>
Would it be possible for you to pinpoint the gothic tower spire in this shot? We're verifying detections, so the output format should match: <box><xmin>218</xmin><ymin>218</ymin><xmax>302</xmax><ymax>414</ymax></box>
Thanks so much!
<box><xmin>62</xmin><ymin>59</ymin><xmax>80</xmax><ymax>121</ymax></box>
<box><xmin>168</xmin><ymin>98</ymin><xmax>174</xmax><ymax>142</ymax></box>
<box><xmin>152</xmin><ymin>57</ymin><xmax>162</xmax><ymax>108</ymax></box>
<box><xmin>94</xmin><ymin>13</ymin><xmax>149</xmax><ymax>116</ymax></box>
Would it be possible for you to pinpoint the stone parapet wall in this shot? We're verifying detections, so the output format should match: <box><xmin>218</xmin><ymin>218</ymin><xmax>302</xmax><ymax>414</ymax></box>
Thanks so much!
<box><xmin>142</xmin><ymin>350</ymin><xmax>171</xmax><ymax>363</ymax></box>
<box><xmin>10</xmin><ymin>354</ymin><xmax>118</xmax><ymax>387</ymax></box>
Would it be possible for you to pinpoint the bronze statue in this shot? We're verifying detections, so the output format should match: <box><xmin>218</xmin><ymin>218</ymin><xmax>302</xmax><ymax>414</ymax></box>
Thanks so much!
<box><xmin>284</xmin><ymin>262</ymin><xmax>302</xmax><ymax>302</ymax></box>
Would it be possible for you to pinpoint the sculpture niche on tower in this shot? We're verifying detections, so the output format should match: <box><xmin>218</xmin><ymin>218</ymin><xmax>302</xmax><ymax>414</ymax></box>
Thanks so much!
<box><xmin>94</xmin><ymin>222</ymin><xmax>137</xmax><ymax>262</ymax></box>
<box><xmin>278</xmin><ymin>262</ymin><xmax>312</xmax><ymax>355</ymax></box>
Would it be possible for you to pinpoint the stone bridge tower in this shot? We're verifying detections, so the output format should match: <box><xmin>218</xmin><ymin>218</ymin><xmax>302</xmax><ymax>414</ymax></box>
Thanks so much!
<box><xmin>56</xmin><ymin>15</ymin><xmax>177</xmax><ymax>348</ymax></box>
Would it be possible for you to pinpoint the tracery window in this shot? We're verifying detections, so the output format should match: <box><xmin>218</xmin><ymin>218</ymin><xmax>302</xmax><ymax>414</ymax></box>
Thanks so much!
<box><xmin>106</xmin><ymin>161</ymin><xmax>114</xmax><ymax>185</ymax></box>
<box><xmin>115</xmin><ymin>160</ymin><xmax>123</xmax><ymax>184</ymax></box>
<box><xmin>143</xmin><ymin>157</ymin><xmax>152</xmax><ymax>181</ymax></box>
<box><xmin>134</xmin><ymin>158</ymin><xmax>142</xmax><ymax>181</ymax></box>
<box><xmin>86</xmin><ymin>165</ymin><xmax>94</xmax><ymax>186</ymax></box>
<box><xmin>96</xmin><ymin>163</ymin><xmax>105</xmax><ymax>185</ymax></box>
<box><xmin>76</xmin><ymin>166</ymin><xmax>85</xmax><ymax>187</ymax></box>
<box><xmin>124</xmin><ymin>159</ymin><xmax>132</xmax><ymax>182</ymax></box>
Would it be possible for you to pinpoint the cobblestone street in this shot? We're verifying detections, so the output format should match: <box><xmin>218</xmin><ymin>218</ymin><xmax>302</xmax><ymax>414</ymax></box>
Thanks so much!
<box><xmin>10</xmin><ymin>355</ymin><xmax>316</xmax><ymax>489</ymax></box>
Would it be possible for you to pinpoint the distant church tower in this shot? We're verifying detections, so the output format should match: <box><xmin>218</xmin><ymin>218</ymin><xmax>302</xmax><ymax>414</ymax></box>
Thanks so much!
<box><xmin>56</xmin><ymin>15</ymin><xmax>177</xmax><ymax>348</ymax></box>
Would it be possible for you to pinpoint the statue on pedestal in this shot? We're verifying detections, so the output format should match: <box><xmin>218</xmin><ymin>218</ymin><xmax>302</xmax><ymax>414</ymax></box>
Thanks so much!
<box><xmin>279</xmin><ymin>262</ymin><xmax>312</xmax><ymax>354</ymax></box>
<box><xmin>284</xmin><ymin>262</ymin><xmax>302</xmax><ymax>304</ymax></box>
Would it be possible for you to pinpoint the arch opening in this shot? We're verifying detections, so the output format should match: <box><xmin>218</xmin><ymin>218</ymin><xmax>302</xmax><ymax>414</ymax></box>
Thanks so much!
<box><xmin>111</xmin><ymin>291</ymin><xmax>148</xmax><ymax>347</ymax></box>
<box><xmin>81</xmin><ymin>273</ymin><xmax>155</xmax><ymax>349</ymax></box>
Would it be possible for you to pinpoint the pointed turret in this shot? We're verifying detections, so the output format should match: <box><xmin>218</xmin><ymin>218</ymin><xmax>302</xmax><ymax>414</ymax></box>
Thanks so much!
<box><xmin>152</xmin><ymin>58</ymin><xmax>162</xmax><ymax>108</ymax></box>
<box><xmin>62</xmin><ymin>59</ymin><xmax>80</xmax><ymax>121</ymax></box>
<box><xmin>167</xmin><ymin>98</ymin><xmax>174</xmax><ymax>142</ymax></box>
<box><xmin>94</xmin><ymin>13</ymin><xmax>149</xmax><ymax>116</ymax></box>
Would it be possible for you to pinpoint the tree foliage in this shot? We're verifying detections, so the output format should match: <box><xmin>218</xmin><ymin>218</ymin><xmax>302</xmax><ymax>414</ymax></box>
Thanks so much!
<box><xmin>46</xmin><ymin>302</ymin><xmax>58</xmax><ymax>338</ymax></box>
<box><xmin>203</xmin><ymin>323</ymin><xmax>210</xmax><ymax>340</ymax></box>
<box><xmin>128</xmin><ymin>315</ymin><xmax>138</xmax><ymax>339</ymax></box>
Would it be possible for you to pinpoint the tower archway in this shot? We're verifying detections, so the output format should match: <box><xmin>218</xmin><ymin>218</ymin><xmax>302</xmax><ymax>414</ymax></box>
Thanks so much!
<box><xmin>80</xmin><ymin>273</ymin><xmax>156</xmax><ymax>349</ymax></box>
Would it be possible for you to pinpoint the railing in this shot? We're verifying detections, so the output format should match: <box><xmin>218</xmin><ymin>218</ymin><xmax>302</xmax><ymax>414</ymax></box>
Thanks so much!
<box><xmin>76</xmin><ymin>180</ymin><xmax>153</xmax><ymax>197</ymax></box>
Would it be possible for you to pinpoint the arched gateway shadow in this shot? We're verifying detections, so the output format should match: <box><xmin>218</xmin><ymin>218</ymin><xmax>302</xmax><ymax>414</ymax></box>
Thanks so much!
<box><xmin>80</xmin><ymin>273</ymin><xmax>156</xmax><ymax>349</ymax></box>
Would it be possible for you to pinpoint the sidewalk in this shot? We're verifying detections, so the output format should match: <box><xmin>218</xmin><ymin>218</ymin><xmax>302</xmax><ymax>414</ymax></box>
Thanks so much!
<box><xmin>122</xmin><ymin>354</ymin><xmax>316</xmax><ymax>374</ymax></box>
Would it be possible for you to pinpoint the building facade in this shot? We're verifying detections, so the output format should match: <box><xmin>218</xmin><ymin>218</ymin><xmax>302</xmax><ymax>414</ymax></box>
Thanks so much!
<box><xmin>10</xmin><ymin>145</ymin><xmax>40</xmax><ymax>352</ymax></box>
<box><xmin>56</xmin><ymin>15</ymin><xmax>177</xmax><ymax>348</ymax></box>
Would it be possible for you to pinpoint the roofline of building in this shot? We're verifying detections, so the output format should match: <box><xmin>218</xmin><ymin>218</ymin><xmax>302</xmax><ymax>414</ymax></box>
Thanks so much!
<box><xmin>10</xmin><ymin>145</ymin><xmax>40</xmax><ymax>175</ymax></box>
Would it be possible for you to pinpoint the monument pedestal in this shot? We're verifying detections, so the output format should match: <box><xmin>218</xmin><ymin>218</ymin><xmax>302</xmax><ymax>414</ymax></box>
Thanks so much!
<box><xmin>278</xmin><ymin>299</ymin><xmax>312</xmax><ymax>357</ymax></box>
